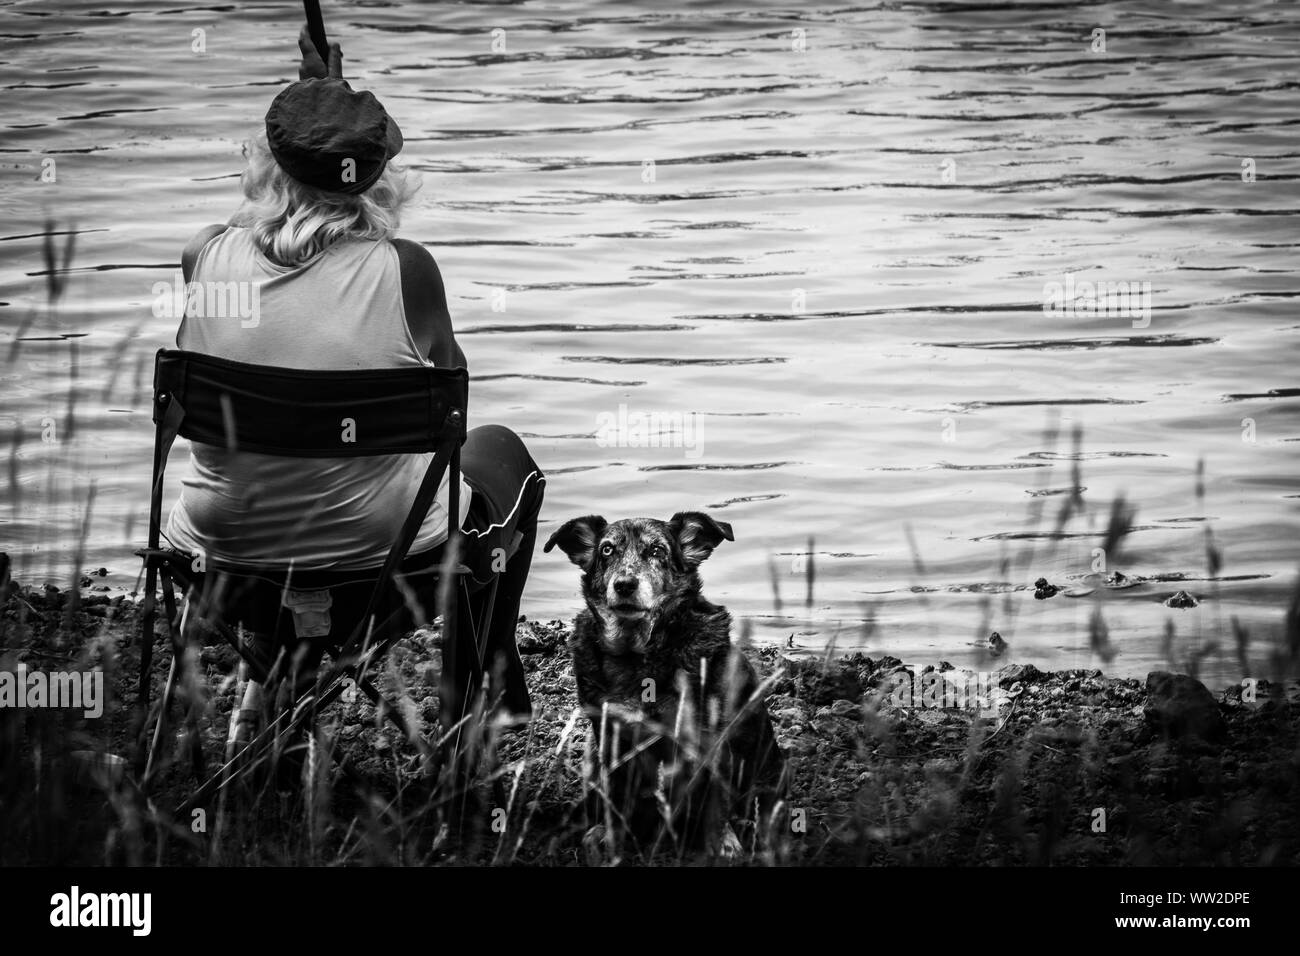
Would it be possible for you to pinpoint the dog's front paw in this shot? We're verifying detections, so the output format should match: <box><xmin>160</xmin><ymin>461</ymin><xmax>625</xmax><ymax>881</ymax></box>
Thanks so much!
<box><xmin>582</xmin><ymin>824</ymin><xmax>610</xmax><ymax>866</ymax></box>
<box><xmin>718</xmin><ymin>823</ymin><xmax>744</xmax><ymax>860</ymax></box>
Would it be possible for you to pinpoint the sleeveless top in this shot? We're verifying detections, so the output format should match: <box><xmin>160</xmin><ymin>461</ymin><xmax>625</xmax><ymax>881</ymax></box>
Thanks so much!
<box><xmin>165</xmin><ymin>226</ymin><xmax>472</xmax><ymax>571</ymax></box>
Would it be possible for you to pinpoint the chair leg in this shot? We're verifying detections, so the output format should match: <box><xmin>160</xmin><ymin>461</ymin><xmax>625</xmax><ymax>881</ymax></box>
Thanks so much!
<box><xmin>137</xmin><ymin>562</ymin><xmax>158</xmax><ymax>705</ymax></box>
<box><xmin>477</xmin><ymin>576</ymin><xmax>500</xmax><ymax>665</ymax></box>
<box><xmin>164</xmin><ymin>578</ymin><xmax>206</xmax><ymax>780</ymax></box>
<box><xmin>143</xmin><ymin>653</ymin><xmax>179</xmax><ymax>786</ymax></box>
<box><xmin>143</xmin><ymin>568</ymin><xmax>181</xmax><ymax>786</ymax></box>
<box><xmin>133</xmin><ymin>560</ymin><xmax>159</xmax><ymax>776</ymax></box>
<box><xmin>159</xmin><ymin>567</ymin><xmax>181</xmax><ymax>723</ymax></box>
<box><xmin>141</xmin><ymin>568</ymin><xmax>206</xmax><ymax>788</ymax></box>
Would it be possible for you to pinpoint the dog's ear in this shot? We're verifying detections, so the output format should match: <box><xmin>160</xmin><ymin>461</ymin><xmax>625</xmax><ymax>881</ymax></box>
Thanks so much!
<box><xmin>668</xmin><ymin>512</ymin><xmax>734</xmax><ymax>568</ymax></box>
<box><xmin>543</xmin><ymin>515</ymin><xmax>608</xmax><ymax>568</ymax></box>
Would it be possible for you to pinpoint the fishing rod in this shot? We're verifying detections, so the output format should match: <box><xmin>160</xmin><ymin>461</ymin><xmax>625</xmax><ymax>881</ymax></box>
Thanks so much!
<box><xmin>303</xmin><ymin>0</ymin><xmax>329</xmax><ymax>64</ymax></box>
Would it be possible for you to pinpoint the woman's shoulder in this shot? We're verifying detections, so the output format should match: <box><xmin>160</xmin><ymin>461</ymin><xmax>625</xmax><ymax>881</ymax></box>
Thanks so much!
<box><xmin>390</xmin><ymin>237</ymin><xmax>447</xmax><ymax>302</ymax></box>
<box><xmin>390</xmin><ymin>237</ymin><xmax>442</xmax><ymax>277</ymax></box>
<box><xmin>181</xmin><ymin>223</ymin><xmax>232</xmax><ymax>282</ymax></box>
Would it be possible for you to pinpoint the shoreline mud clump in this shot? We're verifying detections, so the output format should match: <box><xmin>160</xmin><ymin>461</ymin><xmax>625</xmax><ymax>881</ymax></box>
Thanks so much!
<box><xmin>1</xmin><ymin>579</ymin><xmax>1298</xmax><ymax>866</ymax></box>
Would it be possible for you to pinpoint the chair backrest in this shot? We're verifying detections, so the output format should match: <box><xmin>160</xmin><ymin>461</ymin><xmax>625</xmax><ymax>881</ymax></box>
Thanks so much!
<box><xmin>145</xmin><ymin>349</ymin><xmax>468</xmax><ymax>596</ymax></box>
<box><xmin>141</xmin><ymin>348</ymin><xmax>470</xmax><ymax>694</ymax></box>
<box><xmin>153</xmin><ymin>348</ymin><xmax>467</xmax><ymax>457</ymax></box>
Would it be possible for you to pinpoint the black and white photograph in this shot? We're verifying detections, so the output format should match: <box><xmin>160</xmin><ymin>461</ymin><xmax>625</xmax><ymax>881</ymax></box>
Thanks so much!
<box><xmin>0</xmin><ymin>0</ymin><xmax>1296</xmax><ymax>930</ymax></box>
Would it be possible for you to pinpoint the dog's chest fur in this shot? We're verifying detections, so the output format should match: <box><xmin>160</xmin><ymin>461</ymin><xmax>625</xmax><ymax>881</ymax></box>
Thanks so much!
<box><xmin>568</xmin><ymin>603</ymin><xmax>733</xmax><ymax>718</ymax></box>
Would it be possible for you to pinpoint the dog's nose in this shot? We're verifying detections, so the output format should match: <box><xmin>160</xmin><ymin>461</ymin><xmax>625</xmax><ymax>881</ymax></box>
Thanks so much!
<box><xmin>612</xmin><ymin>577</ymin><xmax>638</xmax><ymax>598</ymax></box>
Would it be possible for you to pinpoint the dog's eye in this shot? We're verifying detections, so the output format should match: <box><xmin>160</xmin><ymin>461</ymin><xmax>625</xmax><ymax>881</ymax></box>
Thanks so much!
<box><xmin>649</xmin><ymin>545</ymin><xmax>667</xmax><ymax>560</ymax></box>
<box><xmin>599</xmin><ymin>542</ymin><xmax>615</xmax><ymax>557</ymax></box>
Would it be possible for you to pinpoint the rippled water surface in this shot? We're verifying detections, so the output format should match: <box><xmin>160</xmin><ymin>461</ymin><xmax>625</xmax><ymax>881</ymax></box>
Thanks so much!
<box><xmin>3</xmin><ymin>0</ymin><xmax>1299</xmax><ymax>687</ymax></box>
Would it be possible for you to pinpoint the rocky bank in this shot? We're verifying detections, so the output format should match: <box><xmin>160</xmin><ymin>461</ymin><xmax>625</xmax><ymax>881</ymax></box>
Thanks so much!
<box><xmin>1</xmin><ymin>579</ymin><xmax>1297</xmax><ymax>866</ymax></box>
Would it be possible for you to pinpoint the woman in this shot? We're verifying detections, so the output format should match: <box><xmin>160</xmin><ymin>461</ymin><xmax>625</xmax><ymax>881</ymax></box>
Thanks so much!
<box><xmin>165</xmin><ymin>32</ymin><xmax>543</xmax><ymax>729</ymax></box>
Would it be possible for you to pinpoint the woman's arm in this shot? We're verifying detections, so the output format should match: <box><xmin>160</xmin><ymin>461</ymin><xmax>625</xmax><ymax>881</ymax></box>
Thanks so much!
<box><xmin>393</xmin><ymin>238</ymin><xmax>467</xmax><ymax>369</ymax></box>
<box><xmin>181</xmin><ymin>33</ymin><xmax>333</xmax><ymax>288</ymax></box>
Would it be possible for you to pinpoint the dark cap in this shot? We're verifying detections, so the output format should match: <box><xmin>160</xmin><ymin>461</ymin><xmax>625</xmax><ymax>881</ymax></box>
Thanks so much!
<box><xmin>264</xmin><ymin>78</ymin><xmax>404</xmax><ymax>195</ymax></box>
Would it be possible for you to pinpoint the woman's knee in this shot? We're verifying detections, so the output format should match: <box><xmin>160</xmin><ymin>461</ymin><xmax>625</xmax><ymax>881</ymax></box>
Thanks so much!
<box><xmin>465</xmin><ymin>424</ymin><xmax>543</xmax><ymax>479</ymax></box>
<box><xmin>466</xmin><ymin>423</ymin><xmax>525</xmax><ymax>455</ymax></box>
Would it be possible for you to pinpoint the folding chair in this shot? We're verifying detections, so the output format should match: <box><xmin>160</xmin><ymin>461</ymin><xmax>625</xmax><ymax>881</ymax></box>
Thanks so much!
<box><xmin>133</xmin><ymin>348</ymin><xmax>500</xmax><ymax>802</ymax></box>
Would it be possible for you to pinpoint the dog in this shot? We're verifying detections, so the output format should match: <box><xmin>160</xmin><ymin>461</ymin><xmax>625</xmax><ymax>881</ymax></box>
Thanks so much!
<box><xmin>544</xmin><ymin>511</ymin><xmax>786</xmax><ymax>854</ymax></box>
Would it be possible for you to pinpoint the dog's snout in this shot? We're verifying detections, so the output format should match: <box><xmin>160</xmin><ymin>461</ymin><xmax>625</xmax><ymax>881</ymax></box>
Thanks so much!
<box><xmin>612</xmin><ymin>577</ymin><xmax>638</xmax><ymax>598</ymax></box>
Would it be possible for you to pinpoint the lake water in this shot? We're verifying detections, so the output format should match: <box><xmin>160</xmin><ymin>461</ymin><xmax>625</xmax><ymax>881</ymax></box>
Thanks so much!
<box><xmin>3</xmin><ymin>0</ymin><xmax>1298</xmax><ymax>689</ymax></box>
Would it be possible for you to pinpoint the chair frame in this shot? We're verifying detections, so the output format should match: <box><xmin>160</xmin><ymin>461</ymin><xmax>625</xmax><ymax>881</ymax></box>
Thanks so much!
<box><xmin>134</xmin><ymin>348</ymin><xmax>498</xmax><ymax>804</ymax></box>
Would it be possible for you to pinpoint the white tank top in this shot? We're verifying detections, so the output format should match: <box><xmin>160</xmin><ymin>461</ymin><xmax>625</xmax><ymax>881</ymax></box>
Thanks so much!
<box><xmin>165</xmin><ymin>227</ymin><xmax>472</xmax><ymax>571</ymax></box>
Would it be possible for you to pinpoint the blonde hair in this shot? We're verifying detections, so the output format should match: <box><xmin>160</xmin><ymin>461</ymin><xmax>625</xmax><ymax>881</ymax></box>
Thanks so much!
<box><xmin>230</xmin><ymin>129</ymin><xmax>419</xmax><ymax>267</ymax></box>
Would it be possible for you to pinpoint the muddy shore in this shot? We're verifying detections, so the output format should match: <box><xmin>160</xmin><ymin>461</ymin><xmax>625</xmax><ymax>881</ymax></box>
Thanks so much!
<box><xmin>2</xmin><ymin>577</ymin><xmax>1297</xmax><ymax>866</ymax></box>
